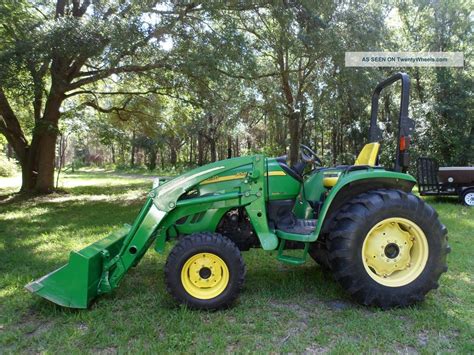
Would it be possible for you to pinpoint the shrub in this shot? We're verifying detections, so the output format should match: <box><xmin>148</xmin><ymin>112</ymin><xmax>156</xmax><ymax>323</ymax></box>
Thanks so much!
<box><xmin>0</xmin><ymin>155</ymin><xmax>18</xmax><ymax>177</ymax></box>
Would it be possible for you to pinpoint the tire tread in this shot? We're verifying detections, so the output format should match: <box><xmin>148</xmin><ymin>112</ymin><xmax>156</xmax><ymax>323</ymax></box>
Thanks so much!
<box><xmin>327</xmin><ymin>189</ymin><xmax>449</xmax><ymax>308</ymax></box>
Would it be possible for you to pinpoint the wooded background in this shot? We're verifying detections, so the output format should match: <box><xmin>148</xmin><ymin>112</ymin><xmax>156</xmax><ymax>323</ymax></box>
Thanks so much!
<box><xmin>0</xmin><ymin>0</ymin><xmax>472</xmax><ymax>193</ymax></box>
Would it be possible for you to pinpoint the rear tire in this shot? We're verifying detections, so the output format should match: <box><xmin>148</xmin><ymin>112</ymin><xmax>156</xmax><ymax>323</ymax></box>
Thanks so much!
<box><xmin>327</xmin><ymin>189</ymin><xmax>449</xmax><ymax>308</ymax></box>
<box><xmin>165</xmin><ymin>232</ymin><xmax>245</xmax><ymax>310</ymax></box>
<box><xmin>461</xmin><ymin>188</ymin><xmax>474</xmax><ymax>206</ymax></box>
<box><xmin>309</xmin><ymin>238</ymin><xmax>331</xmax><ymax>269</ymax></box>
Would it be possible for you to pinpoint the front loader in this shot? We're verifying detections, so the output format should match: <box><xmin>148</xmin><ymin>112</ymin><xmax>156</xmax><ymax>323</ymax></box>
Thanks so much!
<box><xmin>26</xmin><ymin>73</ymin><xmax>450</xmax><ymax>310</ymax></box>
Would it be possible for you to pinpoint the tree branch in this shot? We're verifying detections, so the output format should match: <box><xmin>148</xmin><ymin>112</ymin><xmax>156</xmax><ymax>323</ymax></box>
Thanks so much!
<box><xmin>83</xmin><ymin>97</ymin><xmax>138</xmax><ymax>121</ymax></box>
<box><xmin>69</xmin><ymin>61</ymin><xmax>173</xmax><ymax>90</ymax></box>
<box><xmin>215</xmin><ymin>68</ymin><xmax>288</xmax><ymax>80</ymax></box>
<box><xmin>55</xmin><ymin>0</ymin><xmax>66</xmax><ymax>18</ymax></box>
<box><xmin>0</xmin><ymin>88</ymin><xmax>29</xmax><ymax>162</ymax></box>
<box><xmin>72</xmin><ymin>0</ymin><xmax>90</xmax><ymax>17</ymax></box>
<box><xmin>65</xmin><ymin>87</ymin><xmax>180</xmax><ymax>98</ymax></box>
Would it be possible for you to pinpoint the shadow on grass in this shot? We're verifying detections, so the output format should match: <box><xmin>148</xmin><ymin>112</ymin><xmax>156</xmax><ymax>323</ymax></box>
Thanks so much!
<box><xmin>0</xmin><ymin>182</ymin><xmax>150</xmax><ymax>294</ymax></box>
<box><xmin>422</xmin><ymin>195</ymin><xmax>461</xmax><ymax>205</ymax></box>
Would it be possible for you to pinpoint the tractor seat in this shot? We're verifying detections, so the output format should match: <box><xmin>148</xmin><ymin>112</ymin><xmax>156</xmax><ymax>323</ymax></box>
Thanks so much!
<box><xmin>323</xmin><ymin>143</ymin><xmax>380</xmax><ymax>188</ymax></box>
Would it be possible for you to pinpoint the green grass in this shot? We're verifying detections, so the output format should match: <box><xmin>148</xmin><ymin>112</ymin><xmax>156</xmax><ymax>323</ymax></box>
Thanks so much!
<box><xmin>0</xmin><ymin>171</ymin><xmax>473</xmax><ymax>353</ymax></box>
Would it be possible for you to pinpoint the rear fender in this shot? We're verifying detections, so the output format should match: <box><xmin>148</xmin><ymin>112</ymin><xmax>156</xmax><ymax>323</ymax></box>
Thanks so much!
<box><xmin>314</xmin><ymin>170</ymin><xmax>416</xmax><ymax>239</ymax></box>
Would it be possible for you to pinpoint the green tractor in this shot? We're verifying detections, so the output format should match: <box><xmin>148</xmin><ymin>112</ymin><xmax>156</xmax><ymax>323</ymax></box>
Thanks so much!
<box><xmin>26</xmin><ymin>73</ymin><xmax>449</xmax><ymax>310</ymax></box>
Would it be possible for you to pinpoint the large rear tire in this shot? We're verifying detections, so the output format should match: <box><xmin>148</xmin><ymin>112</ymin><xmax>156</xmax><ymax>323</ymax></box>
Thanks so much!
<box><xmin>327</xmin><ymin>189</ymin><xmax>449</xmax><ymax>308</ymax></box>
<box><xmin>165</xmin><ymin>232</ymin><xmax>245</xmax><ymax>310</ymax></box>
<box><xmin>309</xmin><ymin>238</ymin><xmax>331</xmax><ymax>269</ymax></box>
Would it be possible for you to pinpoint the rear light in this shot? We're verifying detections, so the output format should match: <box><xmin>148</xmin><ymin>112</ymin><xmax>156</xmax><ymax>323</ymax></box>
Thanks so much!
<box><xmin>399</xmin><ymin>136</ymin><xmax>410</xmax><ymax>151</ymax></box>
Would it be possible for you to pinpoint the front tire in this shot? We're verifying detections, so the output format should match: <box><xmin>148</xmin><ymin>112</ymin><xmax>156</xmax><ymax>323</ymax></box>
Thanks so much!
<box><xmin>164</xmin><ymin>232</ymin><xmax>245</xmax><ymax>310</ymax></box>
<box><xmin>327</xmin><ymin>189</ymin><xmax>449</xmax><ymax>308</ymax></box>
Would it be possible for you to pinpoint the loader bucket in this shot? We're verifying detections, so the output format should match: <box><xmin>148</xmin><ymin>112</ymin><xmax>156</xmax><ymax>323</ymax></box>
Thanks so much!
<box><xmin>25</xmin><ymin>225</ymin><xmax>131</xmax><ymax>309</ymax></box>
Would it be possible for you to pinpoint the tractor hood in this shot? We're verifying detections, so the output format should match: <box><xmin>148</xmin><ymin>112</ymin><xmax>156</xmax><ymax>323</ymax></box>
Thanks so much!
<box><xmin>149</xmin><ymin>156</ymin><xmax>257</xmax><ymax>212</ymax></box>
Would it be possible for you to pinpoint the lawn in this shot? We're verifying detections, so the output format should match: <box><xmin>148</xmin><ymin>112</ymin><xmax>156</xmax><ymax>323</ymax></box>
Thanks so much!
<box><xmin>0</xmin><ymin>171</ymin><xmax>473</xmax><ymax>353</ymax></box>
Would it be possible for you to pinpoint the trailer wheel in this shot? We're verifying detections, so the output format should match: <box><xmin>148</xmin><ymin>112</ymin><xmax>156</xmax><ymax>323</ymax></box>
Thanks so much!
<box><xmin>327</xmin><ymin>189</ymin><xmax>449</xmax><ymax>308</ymax></box>
<box><xmin>461</xmin><ymin>188</ymin><xmax>474</xmax><ymax>206</ymax></box>
<box><xmin>164</xmin><ymin>232</ymin><xmax>245</xmax><ymax>310</ymax></box>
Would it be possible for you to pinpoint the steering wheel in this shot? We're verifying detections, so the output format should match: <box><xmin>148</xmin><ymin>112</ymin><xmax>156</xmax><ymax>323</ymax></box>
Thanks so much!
<box><xmin>300</xmin><ymin>144</ymin><xmax>322</xmax><ymax>166</ymax></box>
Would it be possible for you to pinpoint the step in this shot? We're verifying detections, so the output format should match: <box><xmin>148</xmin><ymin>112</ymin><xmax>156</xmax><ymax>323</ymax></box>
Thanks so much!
<box><xmin>276</xmin><ymin>240</ymin><xmax>309</xmax><ymax>265</ymax></box>
<box><xmin>277</xmin><ymin>254</ymin><xmax>306</xmax><ymax>265</ymax></box>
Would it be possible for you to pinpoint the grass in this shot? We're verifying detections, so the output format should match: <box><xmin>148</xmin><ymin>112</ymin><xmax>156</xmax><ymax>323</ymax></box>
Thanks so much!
<box><xmin>0</xmin><ymin>171</ymin><xmax>473</xmax><ymax>353</ymax></box>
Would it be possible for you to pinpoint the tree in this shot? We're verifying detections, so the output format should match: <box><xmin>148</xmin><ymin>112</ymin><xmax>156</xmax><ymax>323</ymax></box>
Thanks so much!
<box><xmin>397</xmin><ymin>0</ymin><xmax>473</xmax><ymax>166</ymax></box>
<box><xmin>235</xmin><ymin>3</ymin><xmax>334</xmax><ymax>165</ymax></box>
<box><xmin>0</xmin><ymin>0</ymin><xmax>199</xmax><ymax>193</ymax></box>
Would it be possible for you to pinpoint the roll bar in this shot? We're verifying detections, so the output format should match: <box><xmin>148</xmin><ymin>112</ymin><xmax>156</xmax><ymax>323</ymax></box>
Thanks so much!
<box><xmin>369</xmin><ymin>72</ymin><xmax>415</xmax><ymax>172</ymax></box>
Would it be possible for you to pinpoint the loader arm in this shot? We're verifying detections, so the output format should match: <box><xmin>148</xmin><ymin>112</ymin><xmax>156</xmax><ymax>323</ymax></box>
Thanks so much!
<box><xmin>26</xmin><ymin>155</ymin><xmax>277</xmax><ymax>309</ymax></box>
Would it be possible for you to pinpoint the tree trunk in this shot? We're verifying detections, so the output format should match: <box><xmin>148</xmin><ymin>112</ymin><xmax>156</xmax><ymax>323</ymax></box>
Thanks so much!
<box><xmin>19</xmin><ymin>130</ymin><xmax>59</xmax><ymax>193</ymax></box>
<box><xmin>111</xmin><ymin>144</ymin><xmax>115</xmax><ymax>164</ymax></box>
<box><xmin>159</xmin><ymin>150</ymin><xmax>165</xmax><ymax>170</ymax></box>
<box><xmin>235</xmin><ymin>137</ymin><xmax>239</xmax><ymax>157</ymax></box>
<box><xmin>209</xmin><ymin>138</ymin><xmax>217</xmax><ymax>162</ymax></box>
<box><xmin>227</xmin><ymin>135</ymin><xmax>232</xmax><ymax>159</ymax></box>
<box><xmin>189</xmin><ymin>136</ymin><xmax>194</xmax><ymax>165</ymax></box>
<box><xmin>56</xmin><ymin>133</ymin><xmax>68</xmax><ymax>189</ymax></box>
<box><xmin>6</xmin><ymin>144</ymin><xmax>13</xmax><ymax>159</ymax></box>
<box><xmin>57</xmin><ymin>133</ymin><xmax>67</xmax><ymax>169</ymax></box>
<box><xmin>170</xmin><ymin>145</ymin><xmax>177</xmax><ymax>165</ymax></box>
<box><xmin>18</xmin><ymin>86</ymin><xmax>63</xmax><ymax>193</ymax></box>
<box><xmin>331</xmin><ymin>124</ymin><xmax>337</xmax><ymax>165</ymax></box>
<box><xmin>130</xmin><ymin>130</ymin><xmax>136</xmax><ymax>167</ymax></box>
<box><xmin>147</xmin><ymin>149</ymin><xmax>157</xmax><ymax>170</ymax></box>
<box><xmin>321</xmin><ymin>126</ymin><xmax>324</xmax><ymax>158</ymax></box>
<box><xmin>288</xmin><ymin>111</ymin><xmax>300</xmax><ymax>166</ymax></box>
<box><xmin>414</xmin><ymin>68</ymin><xmax>425</xmax><ymax>104</ymax></box>
<box><xmin>197</xmin><ymin>132</ymin><xmax>204</xmax><ymax>166</ymax></box>
<box><xmin>263</xmin><ymin>114</ymin><xmax>267</xmax><ymax>146</ymax></box>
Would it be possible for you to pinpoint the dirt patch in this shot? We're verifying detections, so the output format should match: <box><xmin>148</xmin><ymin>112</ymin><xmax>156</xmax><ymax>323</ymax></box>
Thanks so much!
<box><xmin>226</xmin><ymin>341</ymin><xmax>239</xmax><ymax>353</ymax></box>
<box><xmin>395</xmin><ymin>344</ymin><xmax>419</xmax><ymax>354</ymax></box>
<box><xmin>417</xmin><ymin>330</ymin><xmax>430</xmax><ymax>346</ymax></box>
<box><xmin>268</xmin><ymin>301</ymin><xmax>310</xmax><ymax>345</ymax></box>
<box><xmin>325</xmin><ymin>299</ymin><xmax>351</xmax><ymax>311</ymax></box>
<box><xmin>16</xmin><ymin>308</ymin><xmax>55</xmax><ymax>339</ymax></box>
<box><xmin>440</xmin><ymin>329</ymin><xmax>460</xmax><ymax>342</ymax></box>
<box><xmin>286</xmin><ymin>303</ymin><xmax>312</xmax><ymax>318</ymax></box>
<box><xmin>280</xmin><ymin>325</ymin><xmax>308</xmax><ymax>345</ymax></box>
<box><xmin>25</xmin><ymin>320</ymin><xmax>54</xmax><ymax>338</ymax></box>
<box><xmin>77</xmin><ymin>322</ymin><xmax>88</xmax><ymax>334</ymax></box>
<box><xmin>304</xmin><ymin>343</ymin><xmax>330</xmax><ymax>354</ymax></box>
<box><xmin>94</xmin><ymin>346</ymin><xmax>118</xmax><ymax>354</ymax></box>
<box><xmin>269</xmin><ymin>298</ymin><xmax>320</xmax><ymax>317</ymax></box>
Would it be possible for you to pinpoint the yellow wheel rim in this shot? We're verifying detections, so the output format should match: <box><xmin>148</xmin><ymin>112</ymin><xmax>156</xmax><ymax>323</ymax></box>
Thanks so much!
<box><xmin>362</xmin><ymin>217</ymin><xmax>429</xmax><ymax>287</ymax></box>
<box><xmin>181</xmin><ymin>253</ymin><xmax>229</xmax><ymax>299</ymax></box>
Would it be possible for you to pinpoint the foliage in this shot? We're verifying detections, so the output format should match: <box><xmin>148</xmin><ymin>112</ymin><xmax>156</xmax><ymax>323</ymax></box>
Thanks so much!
<box><xmin>0</xmin><ymin>154</ymin><xmax>17</xmax><ymax>176</ymax></box>
<box><xmin>397</xmin><ymin>0</ymin><xmax>473</xmax><ymax>166</ymax></box>
<box><xmin>0</xmin><ymin>1</ymin><xmax>471</xmax><ymax>194</ymax></box>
